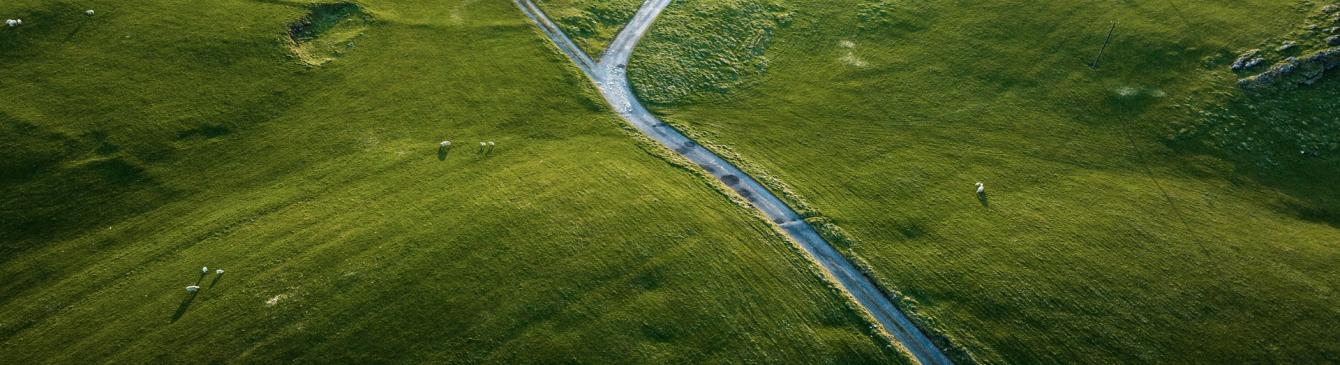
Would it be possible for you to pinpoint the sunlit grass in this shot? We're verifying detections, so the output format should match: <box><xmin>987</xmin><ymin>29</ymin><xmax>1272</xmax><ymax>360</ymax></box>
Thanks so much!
<box><xmin>0</xmin><ymin>0</ymin><xmax>904</xmax><ymax>363</ymax></box>
<box><xmin>617</xmin><ymin>0</ymin><xmax>1340</xmax><ymax>363</ymax></box>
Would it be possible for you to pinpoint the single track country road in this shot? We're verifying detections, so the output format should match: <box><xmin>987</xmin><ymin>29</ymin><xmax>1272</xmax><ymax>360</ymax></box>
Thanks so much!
<box><xmin>514</xmin><ymin>1</ymin><xmax>954</xmax><ymax>364</ymax></box>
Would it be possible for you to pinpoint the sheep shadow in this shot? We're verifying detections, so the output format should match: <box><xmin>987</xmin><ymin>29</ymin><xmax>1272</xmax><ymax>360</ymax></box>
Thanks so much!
<box><xmin>170</xmin><ymin>271</ymin><xmax>209</xmax><ymax>322</ymax></box>
<box><xmin>977</xmin><ymin>191</ymin><xmax>990</xmax><ymax>207</ymax></box>
<box><xmin>437</xmin><ymin>145</ymin><xmax>450</xmax><ymax>160</ymax></box>
<box><xmin>208</xmin><ymin>272</ymin><xmax>225</xmax><ymax>289</ymax></box>
<box><xmin>63</xmin><ymin>18</ymin><xmax>89</xmax><ymax>42</ymax></box>
<box><xmin>171</xmin><ymin>291</ymin><xmax>198</xmax><ymax>322</ymax></box>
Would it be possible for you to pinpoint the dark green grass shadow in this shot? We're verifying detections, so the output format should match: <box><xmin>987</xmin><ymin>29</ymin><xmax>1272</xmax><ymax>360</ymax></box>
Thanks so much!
<box><xmin>62</xmin><ymin>17</ymin><xmax>89</xmax><ymax>42</ymax></box>
<box><xmin>171</xmin><ymin>291</ymin><xmax>198</xmax><ymax>322</ymax></box>
<box><xmin>171</xmin><ymin>271</ymin><xmax>210</xmax><ymax>322</ymax></box>
<box><xmin>208</xmin><ymin>272</ymin><xmax>225</xmax><ymax>289</ymax></box>
<box><xmin>250</xmin><ymin>0</ymin><xmax>309</xmax><ymax>9</ymax></box>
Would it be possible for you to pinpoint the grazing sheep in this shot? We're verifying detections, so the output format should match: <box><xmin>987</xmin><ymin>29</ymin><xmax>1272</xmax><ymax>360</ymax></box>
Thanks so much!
<box><xmin>86</xmin><ymin>10</ymin><xmax>95</xmax><ymax>16</ymax></box>
<box><xmin>439</xmin><ymin>140</ymin><xmax>451</xmax><ymax>148</ymax></box>
<box><xmin>975</xmin><ymin>182</ymin><xmax>985</xmax><ymax>194</ymax></box>
<box><xmin>201</xmin><ymin>266</ymin><xmax>209</xmax><ymax>274</ymax></box>
<box><xmin>186</xmin><ymin>285</ymin><xmax>201</xmax><ymax>293</ymax></box>
<box><xmin>5</xmin><ymin>19</ymin><xmax>18</xmax><ymax>28</ymax></box>
<box><xmin>216</xmin><ymin>269</ymin><xmax>225</xmax><ymax>275</ymax></box>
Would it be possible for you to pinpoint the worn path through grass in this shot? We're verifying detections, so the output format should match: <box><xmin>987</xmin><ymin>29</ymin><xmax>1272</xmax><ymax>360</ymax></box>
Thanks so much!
<box><xmin>520</xmin><ymin>1</ymin><xmax>945</xmax><ymax>363</ymax></box>
<box><xmin>0</xmin><ymin>0</ymin><xmax>903</xmax><ymax>363</ymax></box>
<box><xmin>612</xmin><ymin>0</ymin><xmax>1340</xmax><ymax>363</ymax></box>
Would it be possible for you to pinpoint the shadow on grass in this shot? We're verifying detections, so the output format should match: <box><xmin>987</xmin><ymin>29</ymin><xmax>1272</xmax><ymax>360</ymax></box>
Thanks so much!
<box><xmin>208</xmin><ymin>272</ymin><xmax>225</xmax><ymax>289</ymax></box>
<box><xmin>63</xmin><ymin>18</ymin><xmax>88</xmax><ymax>42</ymax></box>
<box><xmin>977</xmin><ymin>191</ymin><xmax>990</xmax><ymax>208</ymax></box>
<box><xmin>438</xmin><ymin>145</ymin><xmax>450</xmax><ymax>160</ymax></box>
<box><xmin>171</xmin><ymin>271</ymin><xmax>209</xmax><ymax>322</ymax></box>
<box><xmin>171</xmin><ymin>291</ymin><xmax>198</xmax><ymax>322</ymax></box>
<box><xmin>251</xmin><ymin>0</ymin><xmax>310</xmax><ymax>9</ymax></box>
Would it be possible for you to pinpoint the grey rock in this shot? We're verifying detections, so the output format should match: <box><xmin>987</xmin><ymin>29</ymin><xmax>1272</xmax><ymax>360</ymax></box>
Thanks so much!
<box><xmin>1277</xmin><ymin>41</ymin><xmax>1299</xmax><ymax>52</ymax></box>
<box><xmin>1231</xmin><ymin>49</ymin><xmax>1263</xmax><ymax>70</ymax></box>
<box><xmin>1302</xmin><ymin>72</ymin><xmax>1324</xmax><ymax>85</ymax></box>
<box><xmin>1239</xmin><ymin>47</ymin><xmax>1340</xmax><ymax>90</ymax></box>
<box><xmin>1245</xmin><ymin>57</ymin><xmax>1266</xmax><ymax>69</ymax></box>
<box><xmin>1329</xmin><ymin>35</ymin><xmax>1340</xmax><ymax>46</ymax></box>
<box><xmin>1314</xmin><ymin>47</ymin><xmax>1340</xmax><ymax>68</ymax></box>
<box><xmin>1279</xmin><ymin>57</ymin><xmax>1300</xmax><ymax>73</ymax></box>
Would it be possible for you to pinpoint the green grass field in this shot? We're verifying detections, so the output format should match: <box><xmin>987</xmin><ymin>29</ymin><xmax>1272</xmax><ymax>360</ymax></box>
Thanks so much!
<box><xmin>611</xmin><ymin>0</ymin><xmax>1340</xmax><ymax>363</ymax></box>
<box><xmin>0</xmin><ymin>1</ymin><xmax>908</xmax><ymax>363</ymax></box>
<box><xmin>534</xmin><ymin>0</ymin><xmax>642</xmax><ymax>57</ymax></box>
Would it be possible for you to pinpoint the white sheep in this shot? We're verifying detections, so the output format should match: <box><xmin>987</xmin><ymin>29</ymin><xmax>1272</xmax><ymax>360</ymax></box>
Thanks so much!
<box><xmin>439</xmin><ymin>140</ymin><xmax>451</xmax><ymax>148</ymax></box>
<box><xmin>216</xmin><ymin>269</ymin><xmax>225</xmax><ymax>275</ymax></box>
<box><xmin>487</xmin><ymin>141</ymin><xmax>496</xmax><ymax>147</ymax></box>
<box><xmin>85</xmin><ymin>10</ymin><xmax>95</xmax><ymax>16</ymax></box>
<box><xmin>5</xmin><ymin>19</ymin><xmax>18</xmax><ymax>28</ymax></box>
<box><xmin>186</xmin><ymin>285</ymin><xmax>201</xmax><ymax>293</ymax></box>
<box><xmin>201</xmin><ymin>266</ymin><xmax>209</xmax><ymax>274</ymax></box>
<box><xmin>975</xmin><ymin>182</ymin><xmax>985</xmax><ymax>194</ymax></box>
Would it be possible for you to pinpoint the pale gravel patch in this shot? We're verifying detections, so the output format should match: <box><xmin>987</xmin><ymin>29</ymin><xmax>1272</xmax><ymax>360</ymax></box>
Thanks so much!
<box><xmin>266</xmin><ymin>294</ymin><xmax>288</xmax><ymax>307</ymax></box>
<box><xmin>839</xmin><ymin>40</ymin><xmax>867</xmax><ymax>67</ymax></box>
<box><xmin>841</xmin><ymin>52</ymin><xmax>869</xmax><ymax>67</ymax></box>
<box><xmin>1115</xmin><ymin>86</ymin><xmax>1166</xmax><ymax>98</ymax></box>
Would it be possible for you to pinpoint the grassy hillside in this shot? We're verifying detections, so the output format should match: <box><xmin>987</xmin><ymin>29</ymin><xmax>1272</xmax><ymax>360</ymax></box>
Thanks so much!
<box><xmin>0</xmin><ymin>0</ymin><xmax>904</xmax><ymax>363</ymax></box>
<box><xmin>533</xmin><ymin>0</ymin><xmax>642</xmax><ymax>57</ymax></box>
<box><xmin>621</xmin><ymin>0</ymin><xmax>1340</xmax><ymax>363</ymax></box>
<box><xmin>627</xmin><ymin>0</ymin><xmax>790</xmax><ymax>104</ymax></box>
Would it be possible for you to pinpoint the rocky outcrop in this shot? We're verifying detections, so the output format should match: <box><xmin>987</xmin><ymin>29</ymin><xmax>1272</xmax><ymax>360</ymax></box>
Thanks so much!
<box><xmin>1231</xmin><ymin>49</ymin><xmax>1265</xmax><ymax>71</ymax></box>
<box><xmin>1238</xmin><ymin>47</ymin><xmax>1340</xmax><ymax>89</ymax></box>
